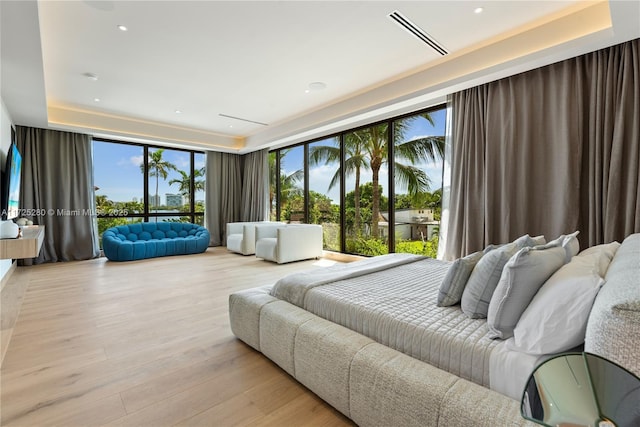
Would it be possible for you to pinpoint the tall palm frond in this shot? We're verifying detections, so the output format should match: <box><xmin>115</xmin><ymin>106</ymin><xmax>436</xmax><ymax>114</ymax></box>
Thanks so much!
<box><xmin>140</xmin><ymin>149</ymin><xmax>177</xmax><ymax>209</ymax></box>
<box><xmin>395</xmin><ymin>136</ymin><xmax>444</xmax><ymax>165</ymax></box>
<box><xmin>394</xmin><ymin>163</ymin><xmax>430</xmax><ymax>197</ymax></box>
<box><xmin>168</xmin><ymin>167</ymin><xmax>205</xmax><ymax>205</ymax></box>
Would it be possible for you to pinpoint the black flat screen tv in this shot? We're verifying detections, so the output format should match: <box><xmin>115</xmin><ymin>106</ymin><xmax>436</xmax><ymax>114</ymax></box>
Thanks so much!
<box><xmin>1</xmin><ymin>143</ymin><xmax>22</xmax><ymax>221</ymax></box>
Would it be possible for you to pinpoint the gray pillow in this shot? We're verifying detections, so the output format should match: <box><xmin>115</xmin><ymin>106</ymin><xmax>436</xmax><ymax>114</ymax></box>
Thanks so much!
<box><xmin>437</xmin><ymin>251</ymin><xmax>484</xmax><ymax>307</ymax></box>
<box><xmin>461</xmin><ymin>234</ymin><xmax>536</xmax><ymax>319</ymax></box>
<box><xmin>486</xmin><ymin>245</ymin><xmax>566</xmax><ymax>339</ymax></box>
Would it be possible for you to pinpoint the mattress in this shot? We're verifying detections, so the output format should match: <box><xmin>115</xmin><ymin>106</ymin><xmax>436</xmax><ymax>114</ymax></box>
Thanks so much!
<box><xmin>274</xmin><ymin>255</ymin><xmax>502</xmax><ymax>387</ymax></box>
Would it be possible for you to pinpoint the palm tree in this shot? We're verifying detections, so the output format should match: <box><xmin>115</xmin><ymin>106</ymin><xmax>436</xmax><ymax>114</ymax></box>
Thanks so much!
<box><xmin>270</xmin><ymin>150</ymin><xmax>303</xmax><ymax>220</ymax></box>
<box><xmin>370</xmin><ymin>116</ymin><xmax>445</xmax><ymax>237</ymax></box>
<box><xmin>309</xmin><ymin>136</ymin><xmax>368</xmax><ymax>234</ymax></box>
<box><xmin>310</xmin><ymin>113</ymin><xmax>444</xmax><ymax>238</ymax></box>
<box><xmin>141</xmin><ymin>149</ymin><xmax>177</xmax><ymax>211</ymax></box>
<box><xmin>168</xmin><ymin>167</ymin><xmax>205</xmax><ymax>206</ymax></box>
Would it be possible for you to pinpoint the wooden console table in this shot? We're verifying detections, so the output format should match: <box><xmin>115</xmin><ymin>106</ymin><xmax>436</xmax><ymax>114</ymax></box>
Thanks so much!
<box><xmin>0</xmin><ymin>226</ymin><xmax>45</xmax><ymax>259</ymax></box>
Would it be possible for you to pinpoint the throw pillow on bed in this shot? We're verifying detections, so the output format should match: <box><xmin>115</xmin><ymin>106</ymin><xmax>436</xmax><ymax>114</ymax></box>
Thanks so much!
<box><xmin>577</xmin><ymin>241</ymin><xmax>621</xmax><ymax>277</ymax></box>
<box><xmin>507</xmin><ymin>250</ymin><xmax>610</xmax><ymax>355</ymax></box>
<box><xmin>486</xmin><ymin>245</ymin><xmax>566</xmax><ymax>339</ymax></box>
<box><xmin>546</xmin><ymin>231</ymin><xmax>580</xmax><ymax>261</ymax></box>
<box><xmin>461</xmin><ymin>234</ymin><xmax>541</xmax><ymax>319</ymax></box>
<box><xmin>577</xmin><ymin>241</ymin><xmax>620</xmax><ymax>258</ymax></box>
<box><xmin>437</xmin><ymin>250</ymin><xmax>484</xmax><ymax>306</ymax></box>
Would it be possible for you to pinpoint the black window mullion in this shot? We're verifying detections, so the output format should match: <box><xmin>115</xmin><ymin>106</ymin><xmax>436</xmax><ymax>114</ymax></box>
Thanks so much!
<box><xmin>143</xmin><ymin>145</ymin><xmax>149</xmax><ymax>222</ymax></box>
<box><xmin>304</xmin><ymin>144</ymin><xmax>309</xmax><ymax>223</ymax></box>
<box><xmin>339</xmin><ymin>133</ymin><xmax>346</xmax><ymax>253</ymax></box>
<box><xmin>388</xmin><ymin>121</ymin><xmax>395</xmax><ymax>253</ymax></box>
<box><xmin>275</xmin><ymin>150</ymin><xmax>281</xmax><ymax>221</ymax></box>
<box><xmin>190</xmin><ymin>151</ymin><xmax>195</xmax><ymax>223</ymax></box>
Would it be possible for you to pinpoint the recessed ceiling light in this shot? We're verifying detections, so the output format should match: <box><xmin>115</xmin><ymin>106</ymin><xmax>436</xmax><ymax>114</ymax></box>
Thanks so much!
<box><xmin>474</xmin><ymin>7</ymin><xmax>484</xmax><ymax>14</ymax></box>
<box><xmin>306</xmin><ymin>82</ymin><xmax>327</xmax><ymax>93</ymax></box>
<box><xmin>175</xmin><ymin>109</ymin><xmax>182</xmax><ymax>114</ymax></box>
<box><xmin>117</xmin><ymin>24</ymin><xmax>128</xmax><ymax>31</ymax></box>
<box><xmin>84</xmin><ymin>72</ymin><xmax>98</xmax><ymax>81</ymax></box>
<box><xmin>94</xmin><ymin>98</ymin><xmax>101</xmax><ymax>102</ymax></box>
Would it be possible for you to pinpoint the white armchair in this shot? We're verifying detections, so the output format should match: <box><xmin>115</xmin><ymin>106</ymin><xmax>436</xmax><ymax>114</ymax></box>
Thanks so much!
<box><xmin>255</xmin><ymin>224</ymin><xmax>323</xmax><ymax>264</ymax></box>
<box><xmin>226</xmin><ymin>221</ymin><xmax>281</xmax><ymax>255</ymax></box>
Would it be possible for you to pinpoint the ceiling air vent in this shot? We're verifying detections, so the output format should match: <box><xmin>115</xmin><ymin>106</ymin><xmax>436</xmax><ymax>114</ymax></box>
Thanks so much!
<box><xmin>388</xmin><ymin>10</ymin><xmax>448</xmax><ymax>56</ymax></box>
<box><xmin>218</xmin><ymin>113</ymin><xmax>268</xmax><ymax>126</ymax></box>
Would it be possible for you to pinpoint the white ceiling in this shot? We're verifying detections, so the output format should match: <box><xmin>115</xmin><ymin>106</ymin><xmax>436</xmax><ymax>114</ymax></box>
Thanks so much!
<box><xmin>1</xmin><ymin>1</ymin><xmax>639</xmax><ymax>153</ymax></box>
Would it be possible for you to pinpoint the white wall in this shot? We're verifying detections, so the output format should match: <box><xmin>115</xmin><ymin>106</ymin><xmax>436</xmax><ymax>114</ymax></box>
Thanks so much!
<box><xmin>1</xmin><ymin>97</ymin><xmax>15</xmax><ymax>282</ymax></box>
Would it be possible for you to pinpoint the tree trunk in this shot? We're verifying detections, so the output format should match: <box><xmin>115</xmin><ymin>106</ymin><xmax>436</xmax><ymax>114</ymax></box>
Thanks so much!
<box><xmin>371</xmin><ymin>159</ymin><xmax>381</xmax><ymax>238</ymax></box>
<box><xmin>155</xmin><ymin>171</ymin><xmax>159</xmax><ymax>215</ymax></box>
<box><xmin>354</xmin><ymin>167</ymin><xmax>361</xmax><ymax>236</ymax></box>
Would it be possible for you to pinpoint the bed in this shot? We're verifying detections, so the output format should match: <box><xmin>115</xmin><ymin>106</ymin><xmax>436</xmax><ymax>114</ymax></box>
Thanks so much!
<box><xmin>270</xmin><ymin>252</ymin><xmax>547</xmax><ymax>397</ymax></box>
<box><xmin>229</xmin><ymin>233</ymin><xmax>639</xmax><ymax>426</ymax></box>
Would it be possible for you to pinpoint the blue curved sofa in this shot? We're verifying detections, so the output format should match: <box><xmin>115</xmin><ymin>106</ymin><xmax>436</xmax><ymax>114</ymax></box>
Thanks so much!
<box><xmin>102</xmin><ymin>222</ymin><xmax>210</xmax><ymax>261</ymax></box>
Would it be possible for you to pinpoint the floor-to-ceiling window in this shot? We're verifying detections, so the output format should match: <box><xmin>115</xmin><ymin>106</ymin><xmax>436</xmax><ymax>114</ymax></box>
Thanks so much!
<box><xmin>278</xmin><ymin>146</ymin><xmax>304</xmax><ymax>223</ymax></box>
<box><xmin>269</xmin><ymin>151</ymin><xmax>278</xmax><ymax>221</ymax></box>
<box><xmin>193</xmin><ymin>152</ymin><xmax>206</xmax><ymax>226</ymax></box>
<box><xmin>270</xmin><ymin>104</ymin><xmax>446</xmax><ymax>257</ymax></box>
<box><xmin>344</xmin><ymin>124</ymin><xmax>390</xmax><ymax>256</ymax></box>
<box><xmin>393</xmin><ymin>110</ymin><xmax>445</xmax><ymax>257</ymax></box>
<box><xmin>93</xmin><ymin>139</ymin><xmax>205</xmax><ymax>246</ymax></box>
<box><xmin>308</xmin><ymin>137</ymin><xmax>341</xmax><ymax>251</ymax></box>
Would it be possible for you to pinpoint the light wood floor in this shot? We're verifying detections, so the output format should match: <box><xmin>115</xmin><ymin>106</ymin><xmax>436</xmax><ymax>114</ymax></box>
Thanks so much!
<box><xmin>0</xmin><ymin>248</ymin><xmax>355</xmax><ymax>426</ymax></box>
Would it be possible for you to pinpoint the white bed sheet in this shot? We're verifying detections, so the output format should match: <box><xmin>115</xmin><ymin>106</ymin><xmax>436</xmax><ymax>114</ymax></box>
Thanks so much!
<box><xmin>490</xmin><ymin>339</ymin><xmax>548</xmax><ymax>400</ymax></box>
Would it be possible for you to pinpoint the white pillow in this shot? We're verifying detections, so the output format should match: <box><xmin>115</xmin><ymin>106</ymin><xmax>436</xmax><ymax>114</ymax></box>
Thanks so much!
<box><xmin>577</xmin><ymin>241</ymin><xmax>621</xmax><ymax>277</ymax></box>
<box><xmin>507</xmin><ymin>251</ymin><xmax>609</xmax><ymax>355</ymax></box>
<box><xmin>546</xmin><ymin>231</ymin><xmax>580</xmax><ymax>261</ymax></box>
<box><xmin>530</xmin><ymin>235</ymin><xmax>547</xmax><ymax>246</ymax></box>
<box><xmin>578</xmin><ymin>241</ymin><xmax>620</xmax><ymax>257</ymax></box>
<box><xmin>487</xmin><ymin>245</ymin><xmax>566</xmax><ymax>339</ymax></box>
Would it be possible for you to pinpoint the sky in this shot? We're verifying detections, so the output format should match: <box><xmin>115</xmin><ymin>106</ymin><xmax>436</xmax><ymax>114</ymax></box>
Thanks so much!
<box><xmin>281</xmin><ymin>108</ymin><xmax>447</xmax><ymax>203</ymax></box>
<box><xmin>93</xmin><ymin>142</ymin><xmax>205</xmax><ymax>204</ymax></box>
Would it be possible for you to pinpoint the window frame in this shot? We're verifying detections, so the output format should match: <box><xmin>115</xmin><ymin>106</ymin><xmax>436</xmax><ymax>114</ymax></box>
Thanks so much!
<box><xmin>269</xmin><ymin>103</ymin><xmax>446</xmax><ymax>256</ymax></box>
<box><xmin>93</xmin><ymin>137</ymin><xmax>205</xmax><ymax>226</ymax></box>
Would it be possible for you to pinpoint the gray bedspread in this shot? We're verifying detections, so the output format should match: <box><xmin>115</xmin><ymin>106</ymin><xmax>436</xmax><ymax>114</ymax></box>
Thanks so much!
<box><xmin>271</xmin><ymin>254</ymin><xmax>501</xmax><ymax>387</ymax></box>
<box><xmin>271</xmin><ymin>253</ymin><xmax>423</xmax><ymax>306</ymax></box>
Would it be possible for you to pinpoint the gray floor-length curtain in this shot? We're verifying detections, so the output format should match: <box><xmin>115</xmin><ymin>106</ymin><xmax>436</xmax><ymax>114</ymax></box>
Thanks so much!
<box><xmin>579</xmin><ymin>40</ymin><xmax>640</xmax><ymax>245</ymax></box>
<box><xmin>240</xmin><ymin>149</ymin><xmax>269</xmax><ymax>222</ymax></box>
<box><xmin>16</xmin><ymin>126</ymin><xmax>100</xmax><ymax>265</ymax></box>
<box><xmin>444</xmin><ymin>39</ymin><xmax>639</xmax><ymax>259</ymax></box>
<box><xmin>205</xmin><ymin>151</ymin><xmax>241</xmax><ymax>246</ymax></box>
<box><xmin>445</xmin><ymin>86</ymin><xmax>491</xmax><ymax>259</ymax></box>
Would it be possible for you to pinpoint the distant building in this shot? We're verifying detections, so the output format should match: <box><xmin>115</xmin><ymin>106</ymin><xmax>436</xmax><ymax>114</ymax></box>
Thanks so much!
<box><xmin>148</xmin><ymin>194</ymin><xmax>161</xmax><ymax>206</ymax></box>
<box><xmin>166</xmin><ymin>193</ymin><xmax>183</xmax><ymax>207</ymax></box>
<box><xmin>379</xmin><ymin>208</ymin><xmax>439</xmax><ymax>241</ymax></box>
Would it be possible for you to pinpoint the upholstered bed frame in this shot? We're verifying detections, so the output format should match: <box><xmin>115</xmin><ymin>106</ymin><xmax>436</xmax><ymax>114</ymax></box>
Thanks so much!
<box><xmin>229</xmin><ymin>234</ymin><xmax>639</xmax><ymax>426</ymax></box>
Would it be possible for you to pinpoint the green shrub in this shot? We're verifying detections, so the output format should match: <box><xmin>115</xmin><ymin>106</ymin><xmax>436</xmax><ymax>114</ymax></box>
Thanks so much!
<box><xmin>395</xmin><ymin>236</ymin><xmax>439</xmax><ymax>258</ymax></box>
<box><xmin>343</xmin><ymin>235</ymin><xmax>439</xmax><ymax>258</ymax></box>
<box><xmin>346</xmin><ymin>237</ymin><xmax>389</xmax><ymax>256</ymax></box>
